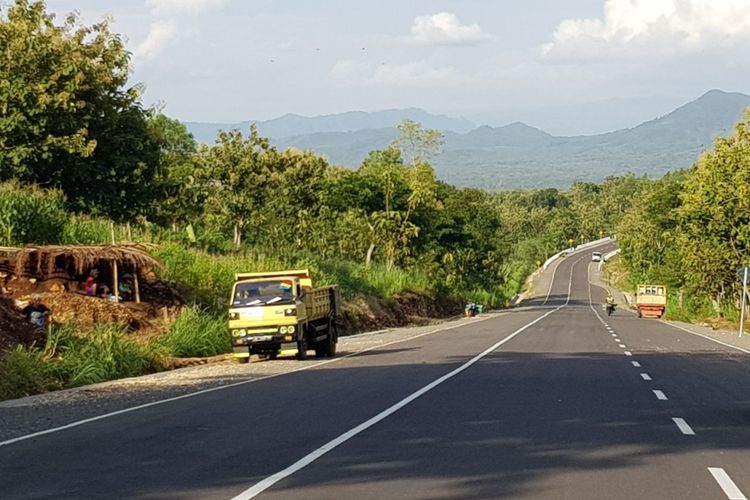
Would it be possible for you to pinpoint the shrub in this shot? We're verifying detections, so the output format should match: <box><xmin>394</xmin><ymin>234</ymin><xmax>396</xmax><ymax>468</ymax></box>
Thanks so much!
<box><xmin>0</xmin><ymin>182</ymin><xmax>68</xmax><ymax>245</ymax></box>
<box><xmin>0</xmin><ymin>346</ymin><xmax>61</xmax><ymax>400</ymax></box>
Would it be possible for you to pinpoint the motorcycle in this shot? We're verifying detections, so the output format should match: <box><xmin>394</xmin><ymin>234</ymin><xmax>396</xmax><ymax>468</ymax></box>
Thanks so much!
<box><xmin>606</xmin><ymin>302</ymin><xmax>616</xmax><ymax>316</ymax></box>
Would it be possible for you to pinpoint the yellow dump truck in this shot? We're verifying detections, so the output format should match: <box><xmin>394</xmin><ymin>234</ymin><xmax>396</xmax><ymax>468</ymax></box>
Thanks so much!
<box><xmin>228</xmin><ymin>270</ymin><xmax>340</xmax><ymax>362</ymax></box>
<box><xmin>635</xmin><ymin>284</ymin><xmax>667</xmax><ymax>318</ymax></box>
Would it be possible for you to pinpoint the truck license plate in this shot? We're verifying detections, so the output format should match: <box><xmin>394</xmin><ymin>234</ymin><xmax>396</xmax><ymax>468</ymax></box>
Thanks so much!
<box><xmin>251</xmin><ymin>335</ymin><xmax>273</xmax><ymax>342</ymax></box>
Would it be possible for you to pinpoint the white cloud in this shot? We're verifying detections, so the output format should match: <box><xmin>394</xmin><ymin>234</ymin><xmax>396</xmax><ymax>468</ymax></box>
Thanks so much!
<box><xmin>544</xmin><ymin>0</ymin><xmax>750</xmax><ymax>61</ymax></box>
<box><xmin>135</xmin><ymin>20</ymin><xmax>178</xmax><ymax>61</ymax></box>
<box><xmin>135</xmin><ymin>0</ymin><xmax>226</xmax><ymax>63</ymax></box>
<box><xmin>410</xmin><ymin>12</ymin><xmax>493</xmax><ymax>46</ymax></box>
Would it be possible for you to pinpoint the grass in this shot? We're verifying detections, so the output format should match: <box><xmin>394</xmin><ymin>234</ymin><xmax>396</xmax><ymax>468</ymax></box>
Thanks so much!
<box><xmin>156</xmin><ymin>307</ymin><xmax>230</xmax><ymax>358</ymax></box>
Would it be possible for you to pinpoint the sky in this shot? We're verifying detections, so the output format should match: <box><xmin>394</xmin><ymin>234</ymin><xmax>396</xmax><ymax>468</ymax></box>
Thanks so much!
<box><xmin>31</xmin><ymin>0</ymin><xmax>750</xmax><ymax>133</ymax></box>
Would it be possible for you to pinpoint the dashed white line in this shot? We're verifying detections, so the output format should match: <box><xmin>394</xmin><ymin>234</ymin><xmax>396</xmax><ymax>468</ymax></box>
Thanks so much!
<box><xmin>624</xmin><ymin>351</ymin><xmax>633</xmax><ymax>356</ymax></box>
<box><xmin>632</xmin><ymin>361</ymin><xmax>641</xmax><ymax>367</ymax></box>
<box><xmin>640</xmin><ymin>373</ymin><xmax>652</xmax><ymax>381</ymax></box>
<box><xmin>653</xmin><ymin>390</ymin><xmax>668</xmax><ymax>400</ymax></box>
<box><xmin>673</xmin><ymin>417</ymin><xmax>695</xmax><ymax>435</ymax></box>
<box><xmin>611</xmin><ymin>334</ymin><xmax>617</xmax><ymax>337</ymax></box>
<box><xmin>619</xmin><ymin>344</ymin><xmax>627</xmax><ymax>348</ymax></box>
<box><xmin>709</xmin><ymin>467</ymin><xmax>747</xmax><ymax>500</ymax></box>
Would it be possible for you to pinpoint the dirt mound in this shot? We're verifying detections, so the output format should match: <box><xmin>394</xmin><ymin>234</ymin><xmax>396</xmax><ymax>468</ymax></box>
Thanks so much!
<box><xmin>0</xmin><ymin>301</ymin><xmax>46</xmax><ymax>354</ymax></box>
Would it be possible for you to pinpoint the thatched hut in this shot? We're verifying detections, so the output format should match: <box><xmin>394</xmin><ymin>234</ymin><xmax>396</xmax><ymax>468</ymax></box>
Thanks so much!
<box><xmin>0</xmin><ymin>244</ymin><xmax>163</xmax><ymax>303</ymax></box>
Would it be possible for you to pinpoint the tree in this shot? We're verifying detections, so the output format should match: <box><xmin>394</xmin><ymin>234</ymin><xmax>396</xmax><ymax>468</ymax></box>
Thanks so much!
<box><xmin>197</xmin><ymin>126</ymin><xmax>276</xmax><ymax>249</ymax></box>
<box><xmin>0</xmin><ymin>0</ymin><xmax>162</xmax><ymax>219</ymax></box>
<box><xmin>148</xmin><ymin>113</ymin><xmax>201</xmax><ymax>229</ymax></box>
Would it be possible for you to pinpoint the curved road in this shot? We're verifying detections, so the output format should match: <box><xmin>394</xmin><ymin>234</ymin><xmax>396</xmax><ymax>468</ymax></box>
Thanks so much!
<box><xmin>2</xmin><ymin>242</ymin><xmax>750</xmax><ymax>499</ymax></box>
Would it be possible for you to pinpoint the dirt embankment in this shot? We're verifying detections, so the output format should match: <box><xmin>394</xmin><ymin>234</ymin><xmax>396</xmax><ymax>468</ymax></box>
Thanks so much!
<box><xmin>339</xmin><ymin>292</ymin><xmax>462</xmax><ymax>335</ymax></box>
<box><xmin>0</xmin><ymin>301</ymin><xmax>46</xmax><ymax>353</ymax></box>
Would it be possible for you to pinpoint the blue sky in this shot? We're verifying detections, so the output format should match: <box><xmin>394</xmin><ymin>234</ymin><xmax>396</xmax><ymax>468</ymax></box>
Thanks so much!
<box><xmin>34</xmin><ymin>0</ymin><xmax>750</xmax><ymax>133</ymax></box>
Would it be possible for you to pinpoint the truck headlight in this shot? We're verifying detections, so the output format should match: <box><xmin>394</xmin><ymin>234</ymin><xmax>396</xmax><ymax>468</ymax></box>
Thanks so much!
<box><xmin>231</xmin><ymin>330</ymin><xmax>241</xmax><ymax>337</ymax></box>
<box><xmin>280</xmin><ymin>326</ymin><xmax>288</xmax><ymax>334</ymax></box>
<box><xmin>239</xmin><ymin>329</ymin><xmax>247</xmax><ymax>337</ymax></box>
<box><xmin>287</xmin><ymin>325</ymin><xmax>295</xmax><ymax>333</ymax></box>
<box><xmin>284</xmin><ymin>308</ymin><xmax>296</xmax><ymax>316</ymax></box>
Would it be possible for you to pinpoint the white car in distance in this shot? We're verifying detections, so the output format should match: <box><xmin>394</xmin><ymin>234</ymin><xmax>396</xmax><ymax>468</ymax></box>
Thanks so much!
<box><xmin>591</xmin><ymin>252</ymin><xmax>602</xmax><ymax>262</ymax></box>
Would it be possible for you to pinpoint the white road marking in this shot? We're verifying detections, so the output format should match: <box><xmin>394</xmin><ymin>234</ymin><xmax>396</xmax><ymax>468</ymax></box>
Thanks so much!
<box><xmin>611</xmin><ymin>334</ymin><xmax>617</xmax><ymax>337</ymax></box>
<box><xmin>619</xmin><ymin>344</ymin><xmax>627</xmax><ymax>348</ymax></box>
<box><xmin>653</xmin><ymin>390</ymin><xmax>668</xmax><ymax>400</ymax></box>
<box><xmin>709</xmin><ymin>467</ymin><xmax>747</xmax><ymax>500</ymax></box>
<box><xmin>632</xmin><ymin>361</ymin><xmax>641</xmax><ymax>367</ymax></box>
<box><xmin>231</xmin><ymin>251</ymin><xmax>586</xmax><ymax>499</ymax></box>
<box><xmin>640</xmin><ymin>373</ymin><xmax>652</xmax><ymax>381</ymax></box>
<box><xmin>614</xmin><ymin>338</ymin><xmax>621</xmax><ymax>342</ymax></box>
<box><xmin>0</xmin><ymin>314</ymin><xmax>500</xmax><ymax>448</ymax></box>
<box><xmin>673</xmin><ymin>417</ymin><xmax>695</xmax><ymax>435</ymax></box>
<box><xmin>624</xmin><ymin>351</ymin><xmax>633</xmax><ymax>356</ymax></box>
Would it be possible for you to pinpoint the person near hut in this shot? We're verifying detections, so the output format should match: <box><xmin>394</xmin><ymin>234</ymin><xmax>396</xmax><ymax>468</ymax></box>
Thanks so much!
<box><xmin>119</xmin><ymin>275</ymin><xmax>133</xmax><ymax>302</ymax></box>
<box><xmin>85</xmin><ymin>269</ymin><xmax>99</xmax><ymax>296</ymax></box>
<box><xmin>22</xmin><ymin>293</ymin><xmax>51</xmax><ymax>329</ymax></box>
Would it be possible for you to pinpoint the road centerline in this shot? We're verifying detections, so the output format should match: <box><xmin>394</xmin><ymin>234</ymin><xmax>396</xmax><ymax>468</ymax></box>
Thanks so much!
<box><xmin>673</xmin><ymin>417</ymin><xmax>695</xmax><ymax>435</ymax></box>
<box><xmin>653</xmin><ymin>390</ymin><xmax>668</xmax><ymax>400</ymax></box>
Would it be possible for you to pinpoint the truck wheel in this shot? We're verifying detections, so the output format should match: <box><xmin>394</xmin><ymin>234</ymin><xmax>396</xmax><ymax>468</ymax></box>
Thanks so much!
<box><xmin>237</xmin><ymin>357</ymin><xmax>250</xmax><ymax>364</ymax></box>
<box><xmin>269</xmin><ymin>351</ymin><xmax>279</xmax><ymax>360</ymax></box>
<box><xmin>324</xmin><ymin>323</ymin><xmax>338</xmax><ymax>358</ymax></box>
<box><xmin>296</xmin><ymin>339</ymin><xmax>308</xmax><ymax>360</ymax></box>
<box><xmin>314</xmin><ymin>343</ymin><xmax>326</xmax><ymax>358</ymax></box>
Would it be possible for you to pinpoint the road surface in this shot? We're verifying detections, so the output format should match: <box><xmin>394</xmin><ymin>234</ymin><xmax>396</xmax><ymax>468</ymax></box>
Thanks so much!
<box><xmin>2</xmin><ymin>242</ymin><xmax>750</xmax><ymax>499</ymax></box>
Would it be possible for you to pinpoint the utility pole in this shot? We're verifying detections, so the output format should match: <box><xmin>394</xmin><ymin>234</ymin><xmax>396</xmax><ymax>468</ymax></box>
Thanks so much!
<box><xmin>739</xmin><ymin>267</ymin><xmax>750</xmax><ymax>337</ymax></box>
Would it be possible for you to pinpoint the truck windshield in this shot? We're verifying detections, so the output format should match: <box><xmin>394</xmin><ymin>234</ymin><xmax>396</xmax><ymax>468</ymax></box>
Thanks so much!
<box><xmin>232</xmin><ymin>280</ymin><xmax>294</xmax><ymax>306</ymax></box>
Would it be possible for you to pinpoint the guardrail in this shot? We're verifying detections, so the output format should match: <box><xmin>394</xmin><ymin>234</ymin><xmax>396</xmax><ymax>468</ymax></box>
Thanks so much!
<box><xmin>542</xmin><ymin>237</ymin><xmax>613</xmax><ymax>270</ymax></box>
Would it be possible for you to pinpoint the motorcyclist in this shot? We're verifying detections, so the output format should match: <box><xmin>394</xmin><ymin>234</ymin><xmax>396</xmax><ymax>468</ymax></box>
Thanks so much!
<box><xmin>605</xmin><ymin>293</ymin><xmax>616</xmax><ymax>315</ymax></box>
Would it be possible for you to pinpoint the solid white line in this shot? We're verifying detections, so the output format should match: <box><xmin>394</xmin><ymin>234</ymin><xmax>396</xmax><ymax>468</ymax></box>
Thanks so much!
<box><xmin>673</xmin><ymin>417</ymin><xmax>695</xmax><ymax>435</ymax></box>
<box><xmin>709</xmin><ymin>467</ymin><xmax>747</xmax><ymax>499</ymax></box>
<box><xmin>661</xmin><ymin>321</ymin><xmax>750</xmax><ymax>355</ymax></box>
<box><xmin>231</xmin><ymin>303</ymin><xmax>568</xmax><ymax>499</ymax></box>
<box><xmin>654</xmin><ymin>390</ymin><xmax>668</xmax><ymax>400</ymax></box>
<box><xmin>624</xmin><ymin>351</ymin><xmax>633</xmax><ymax>356</ymax></box>
<box><xmin>0</xmin><ymin>314</ymin><xmax>499</xmax><ymax>448</ymax></box>
<box><xmin>632</xmin><ymin>361</ymin><xmax>641</xmax><ymax>367</ymax></box>
<box><xmin>640</xmin><ymin>373</ymin><xmax>652</xmax><ymax>381</ymax></box>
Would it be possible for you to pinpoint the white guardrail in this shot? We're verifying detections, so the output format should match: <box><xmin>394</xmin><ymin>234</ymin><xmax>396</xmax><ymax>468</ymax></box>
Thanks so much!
<box><xmin>542</xmin><ymin>237</ymin><xmax>613</xmax><ymax>270</ymax></box>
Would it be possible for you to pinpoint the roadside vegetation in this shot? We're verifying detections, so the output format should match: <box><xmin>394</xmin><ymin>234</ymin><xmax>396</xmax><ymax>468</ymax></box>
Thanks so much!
<box><xmin>1</xmin><ymin>0</ymin><xmax>735</xmax><ymax>400</ymax></box>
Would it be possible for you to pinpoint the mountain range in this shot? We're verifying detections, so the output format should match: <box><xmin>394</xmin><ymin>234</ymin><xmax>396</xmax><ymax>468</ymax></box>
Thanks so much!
<box><xmin>184</xmin><ymin>90</ymin><xmax>750</xmax><ymax>189</ymax></box>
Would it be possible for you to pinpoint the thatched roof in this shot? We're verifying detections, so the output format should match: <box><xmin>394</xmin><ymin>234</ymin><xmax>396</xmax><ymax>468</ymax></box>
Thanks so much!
<box><xmin>7</xmin><ymin>243</ymin><xmax>163</xmax><ymax>277</ymax></box>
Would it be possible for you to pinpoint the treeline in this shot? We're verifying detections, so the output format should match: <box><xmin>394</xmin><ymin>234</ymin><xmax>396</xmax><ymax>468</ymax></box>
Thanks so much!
<box><xmin>615</xmin><ymin>111</ymin><xmax>750</xmax><ymax>321</ymax></box>
<box><xmin>1</xmin><ymin>0</ymin><xmax>649</xmax><ymax>307</ymax></box>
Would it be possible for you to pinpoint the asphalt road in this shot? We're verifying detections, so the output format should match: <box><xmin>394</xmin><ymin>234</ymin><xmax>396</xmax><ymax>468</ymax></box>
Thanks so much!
<box><xmin>2</xmin><ymin>243</ymin><xmax>750</xmax><ymax>499</ymax></box>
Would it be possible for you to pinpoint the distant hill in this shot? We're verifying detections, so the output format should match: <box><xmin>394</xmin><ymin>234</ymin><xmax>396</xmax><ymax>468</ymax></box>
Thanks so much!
<box><xmin>270</xmin><ymin>90</ymin><xmax>750</xmax><ymax>189</ymax></box>
<box><xmin>185</xmin><ymin>108</ymin><xmax>476</xmax><ymax>144</ymax></box>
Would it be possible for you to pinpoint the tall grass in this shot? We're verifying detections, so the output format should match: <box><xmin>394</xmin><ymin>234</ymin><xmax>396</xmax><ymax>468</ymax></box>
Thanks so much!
<box><xmin>157</xmin><ymin>307</ymin><xmax>230</xmax><ymax>358</ymax></box>
<box><xmin>45</xmin><ymin>323</ymin><xmax>158</xmax><ymax>387</ymax></box>
<box><xmin>0</xmin><ymin>346</ymin><xmax>61</xmax><ymax>400</ymax></box>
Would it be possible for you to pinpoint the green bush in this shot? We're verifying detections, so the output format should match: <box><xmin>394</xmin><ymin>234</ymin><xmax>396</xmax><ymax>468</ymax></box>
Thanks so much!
<box><xmin>0</xmin><ymin>346</ymin><xmax>61</xmax><ymax>400</ymax></box>
<box><xmin>0</xmin><ymin>182</ymin><xmax>68</xmax><ymax>245</ymax></box>
<box><xmin>157</xmin><ymin>307</ymin><xmax>230</xmax><ymax>358</ymax></box>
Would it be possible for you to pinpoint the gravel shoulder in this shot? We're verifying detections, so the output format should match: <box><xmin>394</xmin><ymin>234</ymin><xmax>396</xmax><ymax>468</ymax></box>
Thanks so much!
<box><xmin>0</xmin><ymin>313</ymin><xmax>496</xmax><ymax>443</ymax></box>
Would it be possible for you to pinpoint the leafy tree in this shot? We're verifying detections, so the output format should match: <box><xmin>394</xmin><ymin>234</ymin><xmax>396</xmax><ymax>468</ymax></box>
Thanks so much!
<box><xmin>0</xmin><ymin>0</ymin><xmax>162</xmax><ymax>219</ymax></box>
<box><xmin>197</xmin><ymin>126</ymin><xmax>276</xmax><ymax>249</ymax></box>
